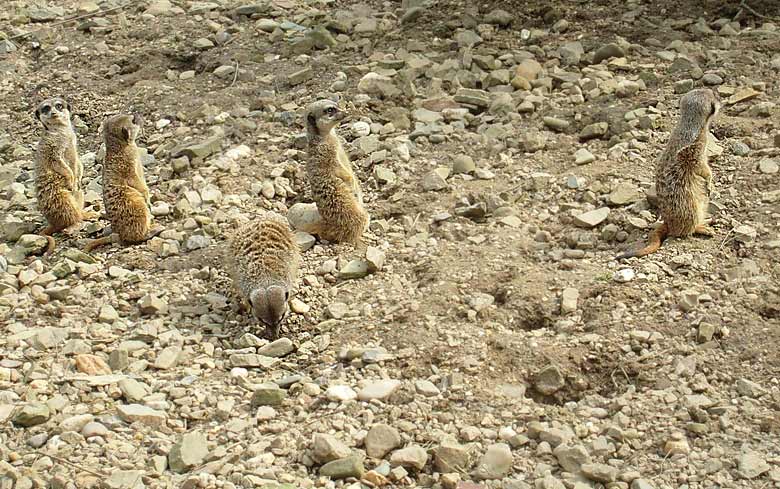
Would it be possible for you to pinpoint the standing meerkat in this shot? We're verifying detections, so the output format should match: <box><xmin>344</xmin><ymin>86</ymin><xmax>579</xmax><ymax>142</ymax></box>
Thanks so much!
<box><xmin>34</xmin><ymin>97</ymin><xmax>98</xmax><ymax>254</ymax></box>
<box><xmin>84</xmin><ymin>113</ymin><xmax>162</xmax><ymax>252</ymax></box>
<box><xmin>227</xmin><ymin>213</ymin><xmax>301</xmax><ymax>338</ymax></box>
<box><xmin>617</xmin><ymin>88</ymin><xmax>720</xmax><ymax>259</ymax></box>
<box><xmin>304</xmin><ymin>99</ymin><xmax>369</xmax><ymax>247</ymax></box>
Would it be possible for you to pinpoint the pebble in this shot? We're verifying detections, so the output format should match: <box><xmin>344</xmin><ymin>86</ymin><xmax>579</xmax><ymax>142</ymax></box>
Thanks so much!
<box><xmin>326</xmin><ymin>385</ymin><xmax>357</xmax><ymax>402</ymax></box>
<box><xmin>390</xmin><ymin>445</ymin><xmax>428</xmax><ymax>470</ymax></box>
<box><xmin>365</xmin><ymin>424</ymin><xmax>401</xmax><ymax>458</ymax></box>
<box><xmin>574</xmin><ymin>148</ymin><xmax>595</xmax><ymax>165</ymax></box>
<box><xmin>358</xmin><ymin>380</ymin><xmax>401</xmax><ymax>401</ymax></box>
<box><xmin>474</xmin><ymin>443</ymin><xmax>512</xmax><ymax>480</ymax></box>
<box><xmin>319</xmin><ymin>455</ymin><xmax>365</xmax><ymax>479</ymax></box>
<box><xmin>312</xmin><ymin>433</ymin><xmax>351</xmax><ymax>464</ymax></box>
<box><xmin>168</xmin><ymin>431</ymin><xmax>209</xmax><ymax>473</ymax></box>
<box><xmin>573</xmin><ymin>207</ymin><xmax>610</xmax><ymax>228</ymax></box>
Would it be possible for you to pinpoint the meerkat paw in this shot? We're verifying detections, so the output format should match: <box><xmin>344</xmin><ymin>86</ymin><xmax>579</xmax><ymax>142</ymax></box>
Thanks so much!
<box><xmin>694</xmin><ymin>224</ymin><xmax>715</xmax><ymax>237</ymax></box>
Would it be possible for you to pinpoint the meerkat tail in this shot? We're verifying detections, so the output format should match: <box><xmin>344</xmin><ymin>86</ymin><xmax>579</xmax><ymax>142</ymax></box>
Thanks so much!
<box><xmin>616</xmin><ymin>223</ymin><xmax>669</xmax><ymax>260</ymax></box>
<box><xmin>42</xmin><ymin>235</ymin><xmax>56</xmax><ymax>255</ymax></box>
<box><xmin>84</xmin><ymin>235</ymin><xmax>115</xmax><ymax>252</ymax></box>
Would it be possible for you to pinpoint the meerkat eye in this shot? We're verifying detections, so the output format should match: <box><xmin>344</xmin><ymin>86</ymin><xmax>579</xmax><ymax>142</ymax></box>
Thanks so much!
<box><xmin>40</xmin><ymin>105</ymin><xmax>51</xmax><ymax>114</ymax></box>
<box><xmin>326</xmin><ymin>107</ymin><xmax>336</xmax><ymax>115</ymax></box>
<box><xmin>54</xmin><ymin>103</ymin><xmax>63</xmax><ymax>111</ymax></box>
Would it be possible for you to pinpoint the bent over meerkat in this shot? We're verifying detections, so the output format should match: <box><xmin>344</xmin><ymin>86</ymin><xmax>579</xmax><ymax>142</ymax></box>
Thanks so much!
<box><xmin>227</xmin><ymin>213</ymin><xmax>301</xmax><ymax>338</ymax></box>
<box><xmin>85</xmin><ymin>114</ymin><xmax>162</xmax><ymax>252</ymax></box>
<box><xmin>617</xmin><ymin>88</ymin><xmax>720</xmax><ymax>259</ymax></box>
<box><xmin>34</xmin><ymin>97</ymin><xmax>97</xmax><ymax>254</ymax></box>
<box><xmin>304</xmin><ymin>99</ymin><xmax>369</xmax><ymax>246</ymax></box>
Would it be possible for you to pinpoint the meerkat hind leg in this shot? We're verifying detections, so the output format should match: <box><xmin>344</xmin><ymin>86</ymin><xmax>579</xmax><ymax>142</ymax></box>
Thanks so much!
<box><xmin>694</xmin><ymin>224</ymin><xmax>715</xmax><ymax>237</ymax></box>
<box><xmin>84</xmin><ymin>234</ymin><xmax>118</xmax><ymax>252</ymax></box>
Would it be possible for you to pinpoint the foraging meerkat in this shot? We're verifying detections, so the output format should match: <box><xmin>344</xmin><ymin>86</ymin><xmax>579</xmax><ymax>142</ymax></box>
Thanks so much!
<box><xmin>84</xmin><ymin>113</ymin><xmax>162</xmax><ymax>252</ymax></box>
<box><xmin>304</xmin><ymin>99</ymin><xmax>369</xmax><ymax>246</ymax></box>
<box><xmin>618</xmin><ymin>88</ymin><xmax>720</xmax><ymax>259</ymax></box>
<box><xmin>34</xmin><ymin>97</ymin><xmax>98</xmax><ymax>254</ymax></box>
<box><xmin>227</xmin><ymin>213</ymin><xmax>301</xmax><ymax>338</ymax></box>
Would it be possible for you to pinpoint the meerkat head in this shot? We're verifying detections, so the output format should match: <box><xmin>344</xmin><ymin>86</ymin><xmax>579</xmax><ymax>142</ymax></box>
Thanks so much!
<box><xmin>680</xmin><ymin>88</ymin><xmax>720</xmax><ymax>125</ymax></box>
<box><xmin>35</xmin><ymin>97</ymin><xmax>72</xmax><ymax>130</ymax></box>
<box><xmin>305</xmin><ymin>99</ymin><xmax>347</xmax><ymax>137</ymax></box>
<box><xmin>102</xmin><ymin>113</ymin><xmax>144</xmax><ymax>146</ymax></box>
<box><xmin>249</xmin><ymin>285</ymin><xmax>290</xmax><ymax>332</ymax></box>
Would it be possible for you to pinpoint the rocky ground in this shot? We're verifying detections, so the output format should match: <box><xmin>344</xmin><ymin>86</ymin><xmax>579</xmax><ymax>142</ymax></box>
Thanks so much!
<box><xmin>1</xmin><ymin>0</ymin><xmax>780</xmax><ymax>488</ymax></box>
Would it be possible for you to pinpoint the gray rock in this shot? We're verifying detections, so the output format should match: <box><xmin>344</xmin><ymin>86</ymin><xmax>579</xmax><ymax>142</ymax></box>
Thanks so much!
<box><xmin>474</xmin><ymin>443</ymin><xmax>512</xmax><ymax>480</ymax></box>
<box><xmin>738</xmin><ymin>451</ymin><xmax>770</xmax><ymax>479</ymax></box>
<box><xmin>138</xmin><ymin>294</ymin><xmax>168</xmax><ymax>315</ymax></box>
<box><xmin>168</xmin><ymin>431</ymin><xmax>209</xmax><ymax>473</ymax></box>
<box><xmin>534</xmin><ymin>365</ymin><xmax>565</xmax><ymax>395</ymax></box>
<box><xmin>485</xmin><ymin>9</ymin><xmax>513</xmax><ymax>26</ymax></box>
<box><xmin>593</xmin><ymin>43</ymin><xmax>626</xmax><ymax>64</ymax></box>
<box><xmin>632</xmin><ymin>480</ymin><xmax>655</xmax><ymax>489</ymax></box>
<box><xmin>454</xmin><ymin>88</ymin><xmax>490</xmax><ymax>108</ymax></box>
<box><xmin>251</xmin><ymin>385</ymin><xmax>286</xmax><ymax>407</ymax></box>
<box><xmin>288</xmin><ymin>202</ymin><xmax>322</xmax><ymax>233</ymax></box>
<box><xmin>319</xmin><ymin>456</ymin><xmax>365</xmax><ymax>479</ymax></box>
<box><xmin>119</xmin><ymin>378</ymin><xmax>147</xmax><ymax>402</ymax></box>
<box><xmin>258</xmin><ymin>338</ymin><xmax>294</xmax><ymax>357</ymax></box>
<box><xmin>358</xmin><ymin>73</ymin><xmax>400</xmax><ymax>98</ymax></box>
<box><xmin>736</xmin><ymin>378</ymin><xmax>766</xmax><ymax>398</ymax></box>
<box><xmin>553</xmin><ymin>444</ymin><xmax>591</xmax><ymax>472</ymax></box>
<box><xmin>117</xmin><ymin>404</ymin><xmax>166</xmax><ymax>427</ymax></box>
<box><xmin>154</xmin><ymin>346</ymin><xmax>181</xmax><ymax>369</ymax></box>
<box><xmin>579</xmin><ymin>122</ymin><xmax>608</xmax><ymax>141</ymax></box>
<box><xmin>312</xmin><ymin>433</ymin><xmax>351</xmax><ymax>464</ymax></box>
<box><xmin>759</xmin><ymin>159</ymin><xmax>779</xmax><ymax>174</ymax></box>
<box><xmin>574</xmin><ymin>148</ymin><xmax>595</xmax><ymax>165</ymax></box>
<box><xmin>519</xmin><ymin>131</ymin><xmax>547</xmax><ymax>152</ymax></box>
<box><xmin>573</xmin><ymin>207</ymin><xmax>610</xmax><ymax>228</ymax></box>
<box><xmin>734</xmin><ymin>224</ymin><xmax>756</xmax><ymax>243</ymax></box>
<box><xmin>609</xmin><ymin>183</ymin><xmax>642</xmax><ymax>205</ymax></box>
<box><xmin>414</xmin><ymin>380</ymin><xmax>440</xmax><ymax>397</ymax></box>
<box><xmin>422</xmin><ymin>169</ymin><xmax>449</xmax><ymax>191</ymax></box>
<box><xmin>434</xmin><ymin>438</ymin><xmax>471</xmax><ymax>473</ymax></box>
<box><xmin>390</xmin><ymin>445</ymin><xmax>428</xmax><ymax>471</ymax></box>
<box><xmin>358</xmin><ymin>380</ymin><xmax>401</xmax><ymax>401</ymax></box>
<box><xmin>338</xmin><ymin>260</ymin><xmax>371</xmax><ymax>280</ymax></box>
<box><xmin>453</xmin><ymin>154</ymin><xmax>476</xmax><ymax>174</ymax></box>
<box><xmin>172</xmin><ymin>136</ymin><xmax>222</xmax><ymax>159</ymax></box>
<box><xmin>543</xmin><ymin>117</ymin><xmax>570</xmax><ymax>132</ymax></box>
<box><xmin>104</xmin><ymin>470</ymin><xmax>145</xmax><ymax>489</ymax></box>
<box><xmin>13</xmin><ymin>403</ymin><xmax>50</xmax><ymax>427</ymax></box>
<box><xmin>581</xmin><ymin>463</ymin><xmax>618</xmax><ymax>483</ymax></box>
<box><xmin>366</xmin><ymin>424</ymin><xmax>401</xmax><ymax>458</ymax></box>
<box><xmin>560</xmin><ymin>288</ymin><xmax>579</xmax><ymax>314</ymax></box>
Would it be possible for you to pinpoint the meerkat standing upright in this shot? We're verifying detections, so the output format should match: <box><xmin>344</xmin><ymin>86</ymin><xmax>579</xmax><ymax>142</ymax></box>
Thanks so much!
<box><xmin>617</xmin><ymin>88</ymin><xmax>720</xmax><ymax>259</ymax></box>
<box><xmin>34</xmin><ymin>97</ymin><xmax>98</xmax><ymax>254</ymax></box>
<box><xmin>303</xmin><ymin>99</ymin><xmax>369</xmax><ymax>247</ymax></box>
<box><xmin>227</xmin><ymin>213</ymin><xmax>301</xmax><ymax>338</ymax></box>
<box><xmin>84</xmin><ymin>114</ymin><xmax>162</xmax><ymax>252</ymax></box>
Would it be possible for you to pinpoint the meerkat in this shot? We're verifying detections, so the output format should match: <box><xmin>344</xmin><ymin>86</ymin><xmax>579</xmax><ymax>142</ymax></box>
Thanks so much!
<box><xmin>34</xmin><ymin>97</ymin><xmax>98</xmax><ymax>254</ymax></box>
<box><xmin>227</xmin><ymin>213</ymin><xmax>301</xmax><ymax>338</ymax></box>
<box><xmin>617</xmin><ymin>88</ymin><xmax>720</xmax><ymax>259</ymax></box>
<box><xmin>84</xmin><ymin>113</ymin><xmax>162</xmax><ymax>252</ymax></box>
<box><xmin>303</xmin><ymin>99</ymin><xmax>369</xmax><ymax>247</ymax></box>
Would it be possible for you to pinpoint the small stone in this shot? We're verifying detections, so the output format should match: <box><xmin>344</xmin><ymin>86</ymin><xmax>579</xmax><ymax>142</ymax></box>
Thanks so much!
<box><xmin>422</xmin><ymin>169</ymin><xmax>449</xmax><ymax>191</ymax></box>
<box><xmin>534</xmin><ymin>366</ymin><xmax>565</xmax><ymax>395</ymax></box>
<box><xmin>560</xmin><ymin>288</ymin><xmax>579</xmax><ymax>314</ymax></box>
<box><xmin>453</xmin><ymin>155</ymin><xmax>476</xmax><ymax>174</ymax></box>
<box><xmin>117</xmin><ymin>404</ymin><xmax>166</xmax><ymax>428</ymax></box>
<box><xmin>365</xmin><ymin>247</ymin><xmax>386</xmax><ymax>272</ymax></box>
<box><xmin>251</xmin><ymin>386</ymin><xmax>286</xmax><ymax>407</ymax></box>
<box><xmin>736</xmin><ymin>378</ymin><xmax>766</xmax><ymax>398</ymax></box>
<box><xmin>13</xmin><ymin>403</ymin><xmax>50</xmax><ymax>427</ymax></box>
<box><xmin>358</xmin><ymin>380</ymin><xmax>401</xmax><ymax>402</ymax></box>
<box><xmin>366</xmin><ymin>424</ymin><xmax>401</xmax><ymax>458</ymax></box>
<box><xmin>663</xmin><ymin>433</ymin><xmax>690</xmax><ymax>456</ymax></box>
<box><xmin>138</xmin><ymin>294</ymin><xmax>168</xmax><ymax>315</ymax></box>
<box><xmin>609</xmin><ymin>183</ymin><xmax>642</xmax><ymax>205</ymax></box>
<box><xmin>60</xmin><ymin>414</ymin><xmax>94</xmax><ymax>433</ymax></box>
<box><xmin>473</xmin><ymin>443</ymin><xmax>512</xmax><ymax>480</ymax></box>
<box><xmin>434</xmin><ymin>438</ymin><xmax>471</xmax><ymax>473</ymax></box>
<box><xmin>82</xmin><ymin>421</ymin><xmax>109</xmax><ymax>438</ymax></box>
<box><xmin>118</xmin><ymin>378</ymin><xmax>147</xmax><ymax>402</ymax></box>
<box><xmin>105</xmin><ymin>470</ymin><xmax>145</xmax><ymax>489</ymax></box>
<box><xmin>553</xmin><ymin>444</ymin><xmax>591</xmax><ymax>472</ymax></box>
<box><xmin>154</xmin><ymin>346</ymin><xmax>181</xmax><ymax>369</ymax></box>
<box><xmin>326</xmin><ymin>385</ymin><xmax>357</xmax><ymax>402</ymax></box>
<box><xmin>581</xmin><ymin>463</ymin><xmax>618</xmax><ymax>483</ymax></box>
<box><xmin>258</xmin><ymin>338</ymin><xmax>294</xmax><ymax>357</ymax></box>
<box><xmin>98</xmin><ymin>304</ymin><xmax>119</xmax><ymax>323</ymax></box>
<box><xmin>734</xmin><ymin>225</ymin><xmax>757</xmax><ymax>243</ymax></box>
<box><xmin>312</xmin><ymin>434</ymin><xmax>351</xmax><ymax>464</ymax></box>
<box><xmin>75</xmin><ymin>354</ymin><xmax>111</xmax><ymax>375</ymax></box>
<box><xmin>338</xmin><ymin>260</ymin><xmax>371</xmax><ymax>280</ymax></box>
<box><xmin>759</xmin><ymin>159</ymin><xmax>779</xmax><ymax>174</ymax></box>
<box><xmin>697</xmin><ymin>323</ymin><xmax>716</xmax><ymax>343</ymax></box>
<box><xmin>168</xmin><ymin>431</ymin><xmax>209</xmax><ymax>473</ymax></box>
<box><xmin>631</xmin><ymin>480</ymin><xmax>655</xmax><ymax>489</ymax></box>
<box><xmin>593</xmin><ymin>43</ymin><xmax>626</xmax><ymax>64</ymax></box>
<box><xmin>319</xmin><ymin>456</ymin><xmax>365</xmax><ymax>479</ymax></box>
<box><xmin>738</xmin><ymin>450</ymin><xmax>770</xmax><ymax>479</ymax></box>
<box><xmin>414</xmin><ymin>380</ymin><xmax>441</xmax><ymax>397</ymax></box>
<box><xmin>573</xmin><ymin>207</ymin><xmax>610</xmax><ymax>228</ymax></box>
<box><xmin>390</xmin><ymin>445</ymin><xmax>428</xmax><ymax>471</ymax></box>
<box><xmin>574</xmin><ymin>148</ymin><xmax>595</xmax><ymax>165</ymax></box>
<box><xmin>613</xmin><ymin>268</ymin><xmax>635</xmax><ymax>283</ymax></box>
<box><xmin>358</xmin><ymin>72</ymin><xmax>400</xmax><ymax>98</ymax></box>
<box><xmin>579</xmin><ymin>122</ymin><xmax>608</xmax><ymax>141</ymax></box>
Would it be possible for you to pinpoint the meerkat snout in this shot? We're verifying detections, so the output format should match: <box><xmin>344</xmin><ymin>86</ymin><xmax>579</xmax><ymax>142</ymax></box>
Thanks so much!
<box><xmin>250</xmin><ymin>286</ymin><xmax>289</xmax><ymax>328</ymax></box>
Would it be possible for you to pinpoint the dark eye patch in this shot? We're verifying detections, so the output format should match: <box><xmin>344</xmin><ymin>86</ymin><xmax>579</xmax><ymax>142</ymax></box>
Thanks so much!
<box><xmin>40</xmin><ymin>105</ymin><xmax>51</xmax><ymax>114</ymax></box>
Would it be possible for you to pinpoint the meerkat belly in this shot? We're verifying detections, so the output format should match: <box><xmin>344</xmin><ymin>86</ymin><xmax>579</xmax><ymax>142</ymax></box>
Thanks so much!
<box><xmin>104</xmin><ymin>184</ymin><xmax>150</xmax><ymax>242</ymax></box>
<box><xmin>36</xmin><ymin>172</ymin><xmax>80</xmax><ymax>225</ymax></box>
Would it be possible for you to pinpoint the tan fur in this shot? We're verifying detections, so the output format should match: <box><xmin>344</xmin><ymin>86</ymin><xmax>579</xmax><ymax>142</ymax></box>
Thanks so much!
<box><xmin>304</xmin><ymin>99</ymin><xmax>369</xmax><ymax>246</ymax></box>
<box><xmin>34</xmin><ymin>97</ymin><xmax>97</xmax><ymax>254</ymax></box>
<box><xmin>618</xmin><ymin>88</ymin><xmax>720</xmax><ymax>259</ymax></box>
<box><xmin>85</xmin><ymin>114</ymin><xmax>161</xmax><ymax>252</ymax></box>
<box><xmin>227</xmin><ymin>214</ymin><xmax>301</xmax><ymax>338</ymax></box>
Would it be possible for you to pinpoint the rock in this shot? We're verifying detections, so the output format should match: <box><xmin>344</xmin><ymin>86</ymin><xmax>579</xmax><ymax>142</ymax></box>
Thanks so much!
<box><xmin>82</xmin><ymin>421</ymin><xmax>109</xmax><ymax>438</ymax></box>
<box><xmin>663</xmin><ymin>433</ymin><xmax>690</xmax><ymax>456</ymax></box>
<box><xmin>434</xmin><ymin>438</ymin><xmax>471</xmax><ymax>473</ymax></box>
<box><xmin>119</xmin><ymin>378</ymin><xmax>147</xmax><ymax>402</ymax></box>
<box><xmin>581</xmin><ymin>463</ymin><xmax>618</xmax><ymax>483</ymax></box>
<box><xmin>138</xmin><ymin>294</ymin><xmax>168</xmax><ymax>315</ymax></box>
<box><xmin>453</xmin><ymin>155</ymin><xmax>476</xmax><ymax>174</ymax></box>
<box><xmin>288</xmin><ymin>202</ymin><xmax>322</xmax><ymax>232</ymax></box>
<box><xmin>519</xmin><ymin>132</ymin><xmax>547</xmax><ymax>152</ymax></box>
<box><xmin>319</xmin><ymin>456</ymin><xmax>365</xmax><ymax>479</ymax></box>
<box><xmin>326</xmin><ymin>385</ymin><xmax>357</xmax><ymax>402</ymax></box>
<box><xmin>454</xmin><ymin>88</ymin><xmax>490</xmax><ymax>108</ymax></box>
<box><xmin>579</xmin><ymin>122</ymin><xmax>608</xmax><ymax>141</ymax></box>
<box><xmin>573</xmin><ymin>207</ymin><xmax>610</xmax><ymax>228</ymax></box>
<box><xmin>414</xmin><ymin>380</ymin><xmax>441</xmax><ymax>397</ymax></box>
<box><xmin>98</xmin><ymin>304</ymin><xmax>119</xmax><ymax>323</ymax></box>
<box><xmin>154</xmin><ymin>346</ymin><xmax>181</xmax><ymax>369</ymax></box>
<box><xmin>390</xmin><ymin>445</ymin><xmax>428</xmax><ymax>471</ymax></box>
<box><xmin>365</xmin><ymin>247</ymin><xmax>385</xmax><ymax>272</ymax></box>
<box><xmin>574</xmin><ymin>148</ymin><xmax>595</xmax><ymax>165</ymax></box>
<box><xmin>117</xmin><ymin>404</ymin><xmax>166</xmax><ymax>427</ymax></box>
<box><xmin>422</xmin><ymin>169</ymin><xmax>449</xmax><ymax>191</ymax></box>
<box><xmin>485</xmin><ymin>9</ymin><xmax>513</xmax><ymax>26</ymax></box>
<box><xmin>560</xmin><ymin>288</ymin><xmax>578</xmax><ymax>314</ymax></box>
<box><xmin>251</xmin><ymin>386</ymin><xmax>286</xmax><ymax>407</ymax></box>
<box><xmin>738</xmin><ymin>450</ymin><xmax>770</xmax><ymax>479</ymax></box>
<box><xmin>559</xmin><ymin>41</ymin><xmax>584</xmax><ymax>66</ymax></box>
<box><xmin>312</xmin><ymin>434</ymin><xmax>351</xmax><ymax>464</ymax></box>
<box><xmin>358</xmin><ymin>73</ymin><xmax>400</xmax><ymax>98</ymax></box>
<box><xmin>613</xmin><ymin>268</ymin><xmax>635</xmax><ymax>283</ymax></box>
<box><xmin>338</xmin><ymin>260</ymin><xmax>371</xmax><ymax>280</ymax></box>
<box><xmin>758</xmin><ymin>159</ymin><xmax>779</xmax><ymax>174</ymax></box>
<box><xmin>168</xmin><ymin>431</ymin><xmax>209</xmax><ymax>473</ymax></box>
<box><xmin>733</xmin><ymin>224</ymin><xmax>756</xmax><ymax>243</ymax></box>
<box><xmin>60</xmin><ymin>413</ymin><xmax>94</xmax><ymax>433</ymax></box>
<box><xmin>366</xmin><ymin>424</ymin><xmax>401</xmax><ymax>458</ymax></box>
<box><xmin>543</xmin><ymin>117</ymin><xmax>570</xmax><ymax>132</ymax></box>
<box><xmin>609</xmin><ymin>183</ymin><xmax>642</xmax><ymax>205</ymax></box>
<box><xmin>473</xmin><ymin>443</ymin><xmax>512</xmax><ymax>480</ymax></box>
<box><xmin>75</xmin><ymin>354</ymin><xmax>111</xmax><ymax>375</ymax></box>
<box><xmin>736</xmin><ymin>378</ymin><xmax>766</xmax><ymax>398</ymax></box>
<box><xmin>593</xmin><ymin>43</ymin><xmax>626</xmax><ymax>64</ymax></box>
<box><xmin>553</xmin><ymin>444</ymin><xmax>591</xmax><ymax>472</ymax></box>
<box><xmin>534</xmin><ymin>366</ymin><xmax>565</xmax><ymax>395</ymax></box>
<box><xmin>514</xmin><ymin>59</ymin><xmax>543</xmax><ymax>81</ymax></box>
<box><xmin>258</xmin><ymin>338</ymin><xmax>294</xmax><ymax>357</ymax></box>
<box><xmin>12</xmin><ymin>403</ymin><xmax>50</xmax><ymax>427</ymax></box>
<box><xmin>105</xmin><ymin>470</ymin><xmax>145</xmax><ymax>489</ymax></box>
<box><xmin>358</xmin><ymin>380</ymin><xmax>401</xmax><ymax>401</ymax></box>
<box><xmin>172</xmin><ymin>136</ymin><xmax>222</xmax><ymax>159</ymax></box>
